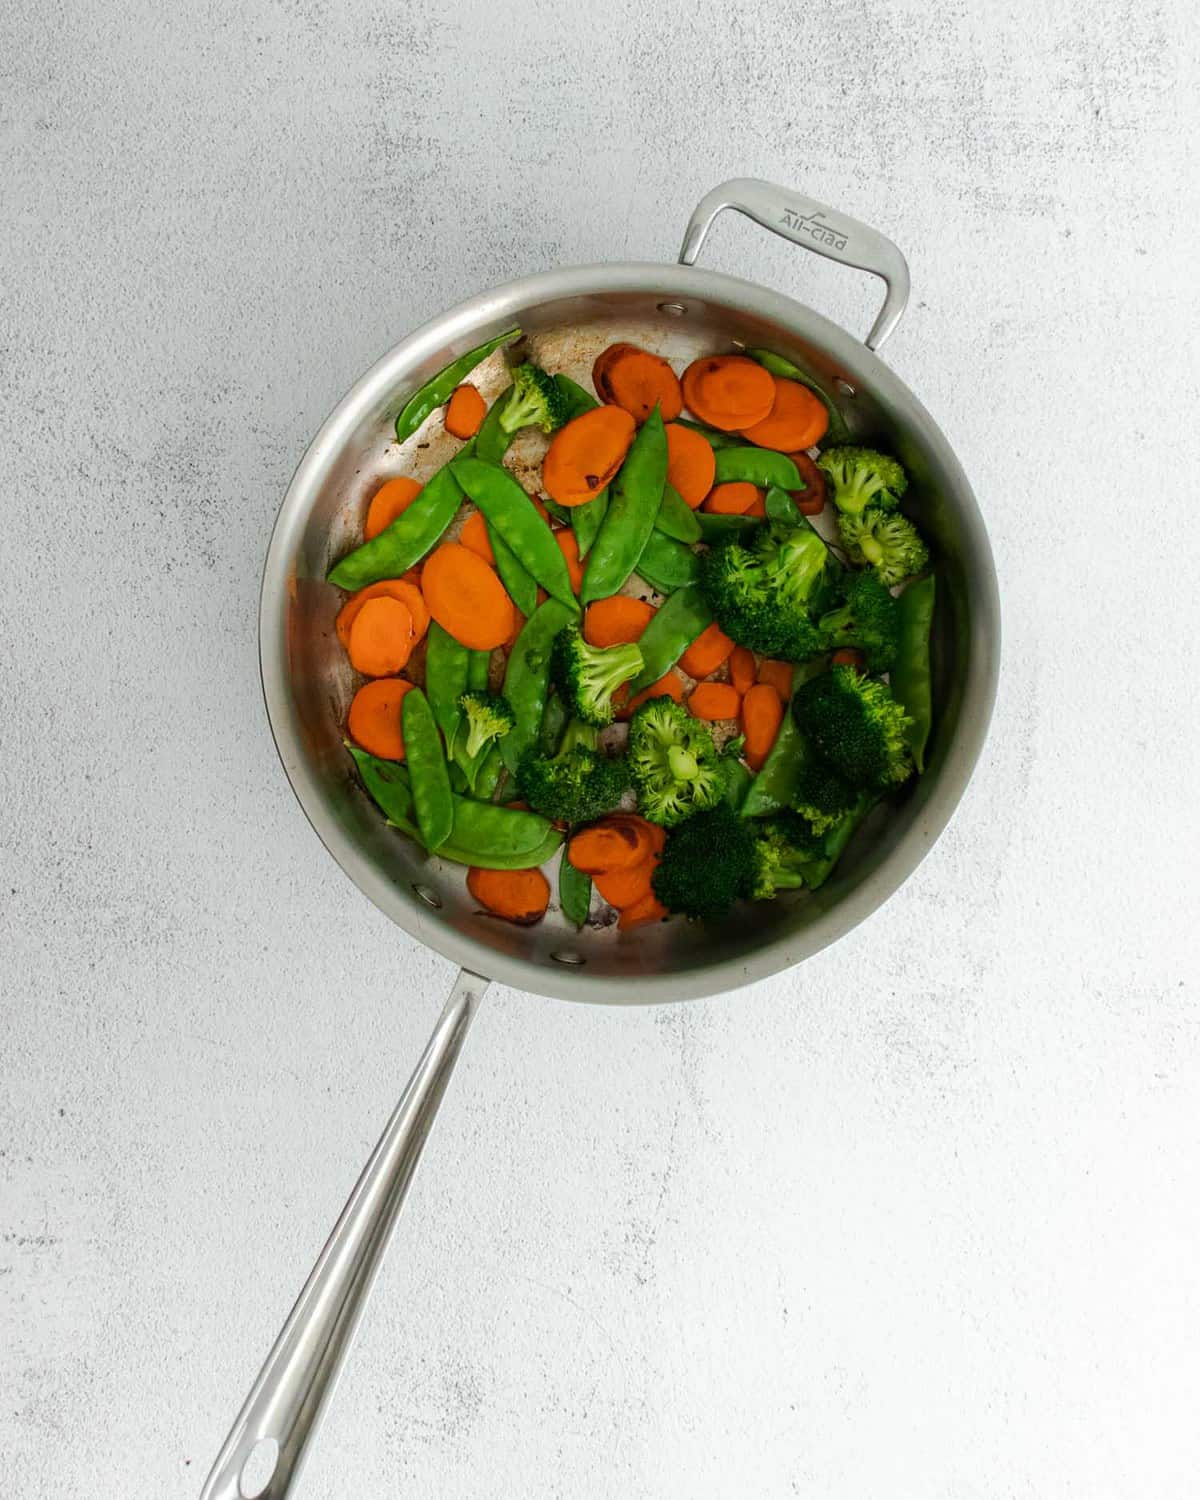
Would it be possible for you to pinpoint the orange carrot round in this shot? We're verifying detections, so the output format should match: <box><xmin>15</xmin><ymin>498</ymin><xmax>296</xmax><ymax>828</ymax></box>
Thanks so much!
<box><xmin>746</xmin><ymin>492</ymin><xmax>767</xmax><ymax>517</ymax></box>
<box><xmin>467</xmin><ymin>866</ymin><xmax>550</xmax><ymax>924</ymax></box>
<box><xmin>569</xmin><ymin>823</ymin><xmax>649</xmax><ymax>875</ymax></box>
<box><xmin>617</xmin><ymin>889</ymin><xmax>668</xmax><ymax>930</ymax></box>
<box><xmin>592</xmin><ymin>342</ymin><xmax>640</xmax><ymax>401</ymax></box>
<box><xmin>555</xmin><ymin>527</ymin><xmax>584</xmax><ymax>593</ymax></box>
<box><xmin>347</xmin><ymin>678</ymin><xmax>414</xmax><ymax>760</ymax></box>
<box><xmin>681</xmin><ymin>355</ymin><xmax>775</xmax><ymax>431</ymax></box>
<box><xmin>679</xmin><ymin>621</ymin><xmax>735</xmax><ymax>679</ymax></box>
<box><xmin>336</xmin><ymin>578</ymin><xmax>428</xmax><ymax>651</ymax></box>
<box><xmin>738</xmin><ymin>377</ymin><xmax>829</xmax><ymax>451</ymax></box>
<box><xmin>702</xmin><ymin>481</ymin><xmax>761</xmax><ymax>515</ymax></box>
<box><xmin>729</xmin><ymin>645</ymin><xmax>756</xmax><ymax>695</ymax></box>
<box><xmin>593</xmin><ymin>858</ymin><xmax>657</xmax><ymax>910</ymax></box>
<box><xmin>741</xmin><ymin>683</ymin><xmax>784</xmax><ymax>770</ymax></box>
<box><xmin>757</xmin><ymin>658</ymin><xmax>793</xmax><ymax>700</ymax></box>
<box><xmin>664</xmin><ymin>422</ymin><xmax>717</xmax><ymax>509</ymax></box>
<box><xmin>347</xmin><ymin>596</ymin><xmax>415</xmax><ymax>677</ymax></box>
<box><xmin>602</xmin><ymin>349</ymin><xmax>683</xmax><ymax>423</ymax></box>
<box><xmin>787</xmin><ymin>450</ymin><xmax>827</xmax><ymax>514</ymax></box>
<box><xmin>459</xmin><ymin>507</ymin><xmax>495</xmax><ymax>565</ymax></box>
<box><xmin>831</xmin><ymin>647</ymin><xmax>866</xmax><ymax>669</ymax></box>
<box><xmin>444</xmin><ymin>383</ymin><xmax>486</xmax><ymax>439</ymax></box>
<box><xmin>584</xmin><ymin>595</ymin><xmax>655</xmax><ymax>647</ymax></box>
<box><xmin>364</xmin><ymin>476</ymin><xmax>422</xmax><ymax>541</ymax></box>
<box><xmin>620</xmin><ymin>670</ymin><xmax>685</xmax><ymax>718</ymax></box>
<box><xmin>421</xmin><ymin>542</ymin><xmax>515</xmax><ymax>650</ymax></box>
<box><xmin>542</xmin><ymin>406</ymin><xmax>637</xmax><ymax>507</ymax></box>
<box><xmin>688</xmin><ymin>681</ymin><xmax>741</xmax><ymax>721</ymax></box>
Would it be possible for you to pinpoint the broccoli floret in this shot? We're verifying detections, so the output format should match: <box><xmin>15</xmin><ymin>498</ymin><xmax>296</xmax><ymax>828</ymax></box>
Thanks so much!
<box><xmin>551</xmin><ymin>627</ymin><xmax>644</xmax><ymax>728</ymax></box>
<box><xmin>652</xmin><ymin>804</ymin><xmax>757</xmax><ymax>920</ymax></box>
<box><xmin>457</xmin><ymin>690</ymin><xmax>514</xmax><ymax>760</ymax></box>
<box><xmin>698</xmin><ymin>521</ymin><xmax>831</xmax><ymax>661</ymax></box>
<box><xmin>748</xmin><ymin>811</ymin><xmax>826</xmax><ymax>900</ymax></box>
<box><xmin>499</xmin><ymin>363</ymin><xmax>572</xmax><ymax>435</ymax></box>
<box><xmin>817</xmin><ymin>446</ymin><xmax>908</xmax><ymax>517</ymax></box>
<box><xmin>817</xmin><ymin>570</ymin><xmax>900</xmax><ymax>673</ymax></box>
<box><xmin>627</xmin><ymin>696</ymin><xmax>727</xmax><ymax>828</ymax></box>
<box><xmin>838</xmin><ymin>509</ymin><xmax>929</xmax><ymax>586</ymax></box>
<box><xmin>790</xmin><ymin>760</ymin><xmax>858</xmax><ymax>836</ymax></box>
<box><xmin>793</xmin><ymin>666</ymin><xmax>914</xmax><ymax>790</ymax></box>
<box><xmin>515</xmin><ymin>720</ymin><xmax>628</xmax><ymax>823</ymax></box>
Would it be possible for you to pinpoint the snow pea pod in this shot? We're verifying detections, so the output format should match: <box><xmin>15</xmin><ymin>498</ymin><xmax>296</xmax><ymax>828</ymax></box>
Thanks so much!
<box><xmin>558</xmin><ymin>853</ymin><xmax>592</xmax><ymax>929</ymax></box>
<box><xmin>467</xmin><ymin>649</ymin><xmax>492</xmax><ymax>692</ymax></box>
<box><xmin>550</xmin><ymin>376</ymin><xmax>610</xmax><ymax>557</ymax></box>
<box><xmin>695</xmin><ymin>513</ymin><xmax>763</xmax><ymax>543</ymax></box>
<box><xmin>401</xmin><ymin>688</ymin><xmax>454</xmax><ymax>849</ymax></box>
<box><xmin>327</xmin><ymin>453</ymin><xmax>468</xmax><ymax>591</ymax></box>
<box><xmin>473</xmin><ymin>744</ymin><xmax>505</xmax><ymax>800</ymax></box>
<box><xmin>489</xmin><ymin>526</ymin><xmax>538</xmax><ymax>616</ymax></box>
<box><xmin>425</xmin><ymin>623</ymin><xmax>470</xmax><ymax>744</ymax></box>
<box><xmin>714</xmin><ymin>447</ymin><xmax>802</xmax><ymax>490</ymax></box>
<box><xmin>475</xmin><ymin>385</ymin><xmax>516</xmax><ymax>465</ymax></box>
<box><xmin>800</xmin><ymin>795</ymin><xmax>878</xmax><ymax>889</ymax></box>
<box><xmin>552</xmin><ymin>373</ymin><xmax>596</xmax><ymax>421</ymax></box>
<box><xmin>722</xmin><ymin>758</ymin><xmax>753</xmax><ymax>811</ymax></box>
<box><xmin>673</xmin><ymin>417</ymin><xmax>745</xmax><ymax>450</ymax></box>
<box><xmin>452</xmin><ymin>455</ymin><xmax>577</xmax><ymax>608</ymax></box>
<box><xmin>635</xmin><ymin>529</ymin><xmax>701</xmax><ymax>594</ymax></box>
<box><xmin>655</xmin><ymin>483</ymin><xmax>702</xmax><ymax>544</ymax></box>
<box><xmin>764</xmin><ymin>484</ymin><xmax>800</xmax><ymax>526</ymax></box>
<box><xmin>627</xmin><ymin>583</ymin><xmax>713</xmax><ymax>692</ymax></box>
<box><xmin>394</xmin><ymin>328</ymin><xmax>519</xmax><ymax>444</ymax></box>
<box><xmin>581</xmin><ymin>407</ymin><xmax>668</xmax><ymax>606</ymax></box>
<box><xmin>740</xmin><ymin>662</ymin><xmax>825</xmax><ymax>818</ymax></box>
<box><xmin>891</xmin><ymin>573</ymin><xmax>935</xmax><ymax>772</ymax></box>
<box><xmin>501</xmin><ymin>596</ymin><xmax>577</xmax><ymax>772</ymax></box>
<box><xmin>745</xmin><ymin>348</ymin><xmax>850</xmax><ymax>443</ymax></box>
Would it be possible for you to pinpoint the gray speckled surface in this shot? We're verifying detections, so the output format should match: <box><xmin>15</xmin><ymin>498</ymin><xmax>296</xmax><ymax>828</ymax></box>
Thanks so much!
<box><xmin>3</xmin><ymin>2</ymin><xmax>1199</xmax><ymax>1495</ymax></box>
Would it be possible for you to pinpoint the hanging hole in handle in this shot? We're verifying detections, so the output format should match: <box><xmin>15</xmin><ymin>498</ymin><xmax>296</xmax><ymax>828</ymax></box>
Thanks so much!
<box><xmin>834</xmin><ymin>378</ymin><xmax>856</xmax><ymax>397</ymax></box>
<box><xmin>412</xmin><ymin>883</ymin><xmax>443</xmax><ymax>909</ymax></box>
<box><xmin>239</xmin><ymin>1438</ymin><xmax>279</xmax><ymax>1499</ymax></box>
<box><xmin>550</xmin><ymin>950</ymin><xmax>586</xmax><ymax>967</ymax></box>
<box><xmin>657</xmin><ymin>301</ymin><xmax>688</xmax><ymax>317</ymax></box>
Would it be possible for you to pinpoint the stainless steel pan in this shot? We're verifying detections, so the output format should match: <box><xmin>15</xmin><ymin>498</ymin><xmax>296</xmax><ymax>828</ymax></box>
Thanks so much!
<box><xmin>202</xmin><ymin>179</ymin><xmax>999</xmax><ymax>1500</ymax></box>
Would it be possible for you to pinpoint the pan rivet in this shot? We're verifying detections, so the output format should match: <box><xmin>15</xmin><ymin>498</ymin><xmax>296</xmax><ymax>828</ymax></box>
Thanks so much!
<box><xmin>550</xmin><ymin>950</ymin><xmax>586</xmax><ymax>966</ymax></box>
<box><xmin>412</xmin><ymin>883</ymin><xmax>442</xmax><ymax>909</ymax></box>
<box><xmin>657</xmin><ymin>301</ymin><xmax>687</xmax><ymax>317</ymax></box>
<box><xmin>834</xmin><ymin>377</ymin><xmax>856</xmax><ymax>397</ymax></box>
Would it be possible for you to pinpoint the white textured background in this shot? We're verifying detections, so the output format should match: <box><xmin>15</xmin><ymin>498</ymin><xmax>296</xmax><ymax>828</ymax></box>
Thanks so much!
<box><xmin>3</xmin><ymin>1</ymin><xmax>1199</xmax><ymax>1496</ymax></box>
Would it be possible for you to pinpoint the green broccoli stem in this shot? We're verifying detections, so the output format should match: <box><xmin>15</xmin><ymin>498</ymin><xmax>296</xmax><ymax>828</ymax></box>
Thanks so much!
<box><xmin>557</xmin><ymin>720</ymin><xmax>599</xmax><ymax>758</ymax></box>
<box><xmin>668</xmin><ymin>745</ymin><xmax>699</xmax><ymax>780</ymax></box>
<box><xmin>499</xmin><ymin>389</ymin><xmax>538</xmax><ymax>434</ymax></box>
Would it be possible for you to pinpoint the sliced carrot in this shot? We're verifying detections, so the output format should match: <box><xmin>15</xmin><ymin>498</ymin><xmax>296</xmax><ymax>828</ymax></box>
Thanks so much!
<box><xmin>459</xmin><ymin>507</ymin><xmax>495</xmax><ymax>565</ymax></box>
<box><xmin>602</xmin><ymin>349</ymin><xmax>683</xmax><ymax>423</ymax></box>
<box><xmin>617</xmin><ymin>889</ymin><xmax>668</xmax><ymax>930</ymax></box>
<box><xmin>664</xmin><ymin>422</ymin><xmax>717</xmax><ymax>509</ymax></box>
<box><xmin>336</xmin><ymin>578</ymin><xmax>428</xmax><ymax>651</ymax></box>
<box><xmin>592</xmin><ymin>342</ymin><xmax>640</xmax><ymax>401</ymax></box>
<box><xmin>702</xmin><ymin>481</ymin><xmax>761</xmax><ymax>516</ymax></box>
<box><xmin>679</xmin><ymin>621</ymin><xmax>735</xmax><ymax>680</ymax></box>
<box><xmin>786</xmin><ymin>450</ymin><xmax>827</xmax><ymax>515</ymax></box>
<box><xmin>746</xmin><ymin>493</ymin><xmax>767</xmax><ymax>517</ymax></box>
<box><xmin>619</xmin><ymin>669</ymin><xmax>685</xmax><ymax>718</ymax></box>
<box><xmin>421</xmin><ymin>542</ymin><xmax>515</xmax><ymax>650</ymax></box>
<box><xmin>584</xmin><ymin>596</ymin><xmax>655</xmax><ymax>647</ymax></box>
<box><xmin>688</xmin><ymin>681</ymin><xmax>741</xmax><ymax>721</ymax></box>
<box><xmin>466</xmin><ymin>867</ymin><xmax>551</xmax><ymax>924</ymax></box>
<box><xmin>542</xmin><ymin>406</ymin><xmax>637</xmax><ymax>508</ymax></box>
<box><xmin>757</xmin><ymin>658</ymin><xmax>793</xmax><ymax>700</ymax></box>
<box><xmin>347</xmin><ymin>596</ymin><xmax>415</xmax><ymax>677</ymax></box>
<box><xmin>569</xmin><ymin>820</ymin><xmax>654</xmax><ymax>875</ymax></box>
<box><xmin>555</xmin><ymin>528</ymin><xmax>584</xmax><ymax>593</ymax></box>
<box><xmin>739</xmin><ymin>377</ymin><xmax>829</xmax><ymax>451</ymax></box>
<box><xmin>347</xmin><ymin>678</ymin><xmax>414</xmax><ymax>760</ymax></box>
<box><xmin>741</xmin><ymin>683</ymin><xmax>784</xmax><ymax>771</ymax></box>
<box><xmin>364</xmin><ymin>476</ymin><xmax>422</xmax><ymax>541</ymax></box>
<box><xmin>831</xmin><ymin>647</ymin><xmax>866</xmax><ymax>669</ymax></box>
<box><xmin>681</xmin><ymin>355</ymin><xmax>775</xmax><ymax>431</ymax></box>
<box><xmin>444</xmin><ymin>384</ymin><xmax>486</xmax><ymax>439</ymax></box>
<box><xmin>729</xmin><ymin>646</ymin><xmax>756</xmax><ymax>695</ymax></box>
<box><xmin>593</xmin><ymin>857</ymin><xmax>657</xmax><ymax>910</ymax></box>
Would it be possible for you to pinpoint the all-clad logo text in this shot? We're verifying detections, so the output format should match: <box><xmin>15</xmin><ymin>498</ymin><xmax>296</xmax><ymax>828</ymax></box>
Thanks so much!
<box><xmin>779</xmin><ymin>207</ymin><xmax>849</xmax><ymax>251</ymax></box>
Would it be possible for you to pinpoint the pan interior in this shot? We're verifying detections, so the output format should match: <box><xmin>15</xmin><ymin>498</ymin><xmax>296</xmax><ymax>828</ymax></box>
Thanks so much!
<box><xmin>264</xmin><ymin>273</ymin><xmax>994</xmax><ymax>1001</ymax></box>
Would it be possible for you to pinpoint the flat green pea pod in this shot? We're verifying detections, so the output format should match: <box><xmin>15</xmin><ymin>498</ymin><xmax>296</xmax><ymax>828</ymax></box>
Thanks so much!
<box><xmin>764</xmin><ymin>484</ymin><xmax>800</xmax><ymax>526</ymax></box>
<box><xmin>695</xmin><ymin>512</ymin><xmax>763</xmax><ymax>543</ymax></box>
<box><xmin>489</xmin><ymin>527</ymin><xmax>538</xmax><ymax>616</ymax></box>
<box><xmin>472</xmin><ymin>744</ymin><xmax>505</xmax><ymax>800</ymax></box>
<box><xmin>549</xmin><ymin>377</ymin><xmax>611</xmax><ymax>558</ymax></box>
<box><xmin>425</xmin><ymin>623</ymin><xmax>470</xmax><ymax>743</ymax></box>
<box><xmin>655</xmin><ymin>484</ymin><xmax>702</xmax><ymax>544</ymax></box>
<box><xmin>394</xmin><ymin>328</ymin><xmax>519</xmax><ymax>443</ymax></box>
<box><xmin>800</xmin><ymin>795</ymin><xmax>878</xmax><ymax>889</ymax></box>
<box><xmin>891</xmin><ymin>574</ymin><xmax>935</xmax><ymax>772</ymax></box>
<box><xmin>501</xmin><ymin>597</ymin><xmax>577</xmax><ymax>772</ymax></box>
<box><xmin>722</xmin><ymin>758</ymin><xmax>753</xmax><ymax>811</ymax></box>
<box><xmin>635</xmin><ymin>529</ymin><xmax>700</xmax><ymax>594</ymax></box>
<box><xmin>745</xmin><ymin>347</ymin><xmax>850</xmax><ymax>444</ymax></box>
<box><xmin>328</xmin><ymin>455</ymin><xmax>468</xmax><ymax>591</ymax></box>
<box><xmin>558</xmin><ymin>853</ymin><xmax>592</xmax><ymax>929</ymax></box>
<box><xmin>453</xmin><ymin>455</ymin><xmax>577</xmax><ymax>608</ymax></box>
<box><xmin>467</xmin><ymin>649</ymin><xmax>491</xmax><ymax>692</ymax></box>
<box><xmin>581</xmin><ymin>408</ymin><xmax>668</xmax><ymax>606</ymax></box>
<box><xmin>475</xmin><ymin>385</ymin><xmax>516</xmax><ymax>465</ymax></box>
<box><xmin>714</xmin><ymin>447</ymin><xmax>802</xmax><ymax>490</ymax></box>
<box><xmin>740</xmin><ymin>663</ymin><xmax>827</xmax><ymax>818</ymax></box>
<box><xmin>673</xmin><ymin>417</ymin><xmax>745</xmax><ymax>450</ymax></box>
<box><xmin>552</xmin><ymin>373</ymin><xmax>596</xmax><ymax>421</ymax></box>
<box><xmin>401</xmin><ymin>689</ymin><xmax>454</xmax><ymax>849</ymax></box>
<box><xmin>627</xmin><ymin>583</ymin><xmax>713</xmax><ymax>693</ymax></box>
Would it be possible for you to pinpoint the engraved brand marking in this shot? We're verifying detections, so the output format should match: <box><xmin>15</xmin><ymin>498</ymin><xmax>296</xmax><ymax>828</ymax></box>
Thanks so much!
<box><xmin>779</xmin><ymin>207</ymin><xmax>849</xmax><ymax>252</ymax></box>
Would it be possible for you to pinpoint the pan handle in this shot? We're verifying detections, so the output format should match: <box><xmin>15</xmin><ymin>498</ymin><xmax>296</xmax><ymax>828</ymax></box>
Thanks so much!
<box><xmin>199</xmin><ymin>966</ymin><xmax>487</xmax><ymax>1500</ymax></box>
<box><xmin>678</xmin><ymin>177</ymin><xmax>910</xmax><ymax>352</ymax></box>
